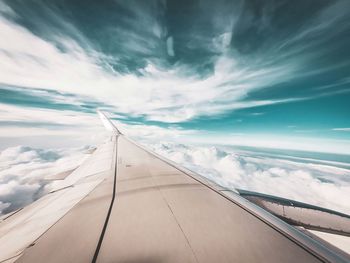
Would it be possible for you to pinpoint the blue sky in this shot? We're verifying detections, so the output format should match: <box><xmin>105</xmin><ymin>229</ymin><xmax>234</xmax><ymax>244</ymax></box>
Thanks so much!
<box><xmin>0</xmin><ymin>0</ymin><xmax>350</xmax><ymax>153</ymax></box>
<box><xmin>1</xmin><ymin>0</ymin><xmax>350</xmax><ymax>221</ymax></box>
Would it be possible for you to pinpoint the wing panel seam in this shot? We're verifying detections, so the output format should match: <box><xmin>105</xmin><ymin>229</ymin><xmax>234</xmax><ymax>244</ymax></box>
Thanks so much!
<box><xmin>91</xmin><ymin>135</ymin><xmax>118</xmax><ymax>263</ymax></box>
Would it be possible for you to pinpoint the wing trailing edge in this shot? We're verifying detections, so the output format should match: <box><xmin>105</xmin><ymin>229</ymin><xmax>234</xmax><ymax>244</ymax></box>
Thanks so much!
<box><xmin>237</xmin><ymin>189</ymin><xmax>350</xmax><ymax>237</ymax></box>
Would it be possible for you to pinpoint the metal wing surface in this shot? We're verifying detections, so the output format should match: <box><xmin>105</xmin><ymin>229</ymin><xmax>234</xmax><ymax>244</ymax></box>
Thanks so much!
<box><xmin>0</xmin><ymin>112</ymin><xmax>349</xmax><ymax>263</ymax></box>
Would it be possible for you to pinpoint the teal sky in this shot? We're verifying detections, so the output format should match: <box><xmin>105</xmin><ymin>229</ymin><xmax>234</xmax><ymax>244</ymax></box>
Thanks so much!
<box><xmin>0</xmin><ymin>0</ymin><xmax>350</xmax><ymax>153</ymax></box>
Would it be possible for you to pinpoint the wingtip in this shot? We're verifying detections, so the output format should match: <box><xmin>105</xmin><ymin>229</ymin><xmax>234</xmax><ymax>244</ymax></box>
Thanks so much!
<box><xmin>97</xmin><ymin>110</ymin><xmax>121</xmax><ymax>134</ymax></box>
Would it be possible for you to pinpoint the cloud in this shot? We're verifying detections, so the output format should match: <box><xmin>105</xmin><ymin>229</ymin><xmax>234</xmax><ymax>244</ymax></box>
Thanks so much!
<box><xmin>144</xmin><ymin>141</ymin><xmax>350</xmax><ymax>215</ymax></box>
<box><xmin>1</xmin><ymin>131</ymin><xmax>349</xmax><ymax>220</ymax></box>
<box><xmin>1</xmin><ymin>1</ymin><xmax>347</xmax><ymax>124</ymax></box>
<box><xmin>0</xmin><ymin>0</ymin><xmax>349</xmax><ymax>219</ymax></box>
<box><xmin>0</xmin><ymin>201</ymin><xmax>10</xmax><ymax>213</ymax></box>
<box><xmin>180</xmin><ymin>133</ymin><xmax>350</xmax><ymax>155</ymax></box>
<box><xmin>0</xmin><ymin>103</ymin><xmax>111</xmax><ymax>151</ymax></box>
<box><xmin>250</xmin><ymin>112</ymin><xmax>264</xmax><ymax>116</ymax></box>
<box><xmin>0</xmin><ymin>145</ymin><xmax>88</xmax><ymax>215</ymax></box>
<box><xmin>0</xmin><ymin>1</ymin><xmax>14</xmax><ymax>16</ymax></box>
<box><xmin>332</xmin><ymin>128</ymin><xmax>350</xmax><ymax>132</ymax></box>
<box><xmin>112</xmin><ymin>119</ymin><xmax>198</xmax><ymax>142</ymax></box>
<box><xmin>166</xmin><ymin>36</ymin><xmax>175</xmax><ymax>57</ymax></box>
<box><xmin>0</xmin><ymin>103</ymin><xmax>100</xmax><ymax>129</ymax></box>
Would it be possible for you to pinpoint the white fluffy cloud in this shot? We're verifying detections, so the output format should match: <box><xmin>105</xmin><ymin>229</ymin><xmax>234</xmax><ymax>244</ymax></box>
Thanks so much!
<box><xmin>145</xmin><ymin>141</ymin><xmax>350</xmax><ymax>215</ymax></box>
<box><xmin>0</xmin><ymin>145</ymin><xmax>88</xmax><ymax>215</ymax></box>
<box><xmin>1</xmin><ymin>136</ymin><xmax>349</xmax><ymax>218</ymax></box>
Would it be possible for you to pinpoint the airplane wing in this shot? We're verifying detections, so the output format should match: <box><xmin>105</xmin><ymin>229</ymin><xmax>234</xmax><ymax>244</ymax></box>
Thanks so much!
<box><xmin>0</xmin><ymin>111</ymin><xmax>349</xmax><ymax>263</ymax></box>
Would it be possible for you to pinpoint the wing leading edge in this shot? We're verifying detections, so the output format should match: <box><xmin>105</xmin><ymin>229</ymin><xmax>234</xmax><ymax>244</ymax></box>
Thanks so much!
<box><xmin>0</xmin><ymin>112</ymin><xmax>349</xmax><ymax>263</ymax></box>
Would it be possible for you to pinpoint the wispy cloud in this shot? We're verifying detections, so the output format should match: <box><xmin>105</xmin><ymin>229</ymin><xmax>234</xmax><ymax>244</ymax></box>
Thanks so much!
<box><xmin>0</xmin><ymin>13</ymin><xmax>296</xmax><ymax>122</ymax></box>
<box><xmin>182</xmin><ymin>133</ymin><xmax>350</xmax><ymax>155</ymax></box>
<box><xmin>332</xmin><ymin>128</ymin><xmax>350</xmax><ymax>132</ymax></box>
<box><xmin>0</xmin><ymin>0</ymin><xmax>348</xmax><ymax>124</ymax></box>
<box><xmin>250</xmin><ymin>112</ymin><xmax>264</xmax><ymax>116</ymax></box>
<box><xmin>0</xmin><ymin>103</ymin><xmax>110</xmax><ymax>149</ymax></box>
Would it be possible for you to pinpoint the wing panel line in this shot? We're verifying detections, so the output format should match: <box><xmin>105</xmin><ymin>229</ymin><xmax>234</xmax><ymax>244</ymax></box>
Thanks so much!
<box><xmin>91</xmin><ymin>135</ymin><xmax>119</xmax><ymax>263</ymax></box>
<box><xmin>149</xmin><ymin>172</ymin><xmax>200</xmax><ymax>263</ymax></box>
<box><xmin>123</xmin><ymin>135</ymin><xmax>349</xmax><ymax>263</ymax></box>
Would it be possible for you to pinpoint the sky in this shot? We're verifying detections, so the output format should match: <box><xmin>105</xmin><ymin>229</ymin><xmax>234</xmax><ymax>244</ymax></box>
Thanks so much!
<box><xmin>0</xmin><ymin>0</ymin><xmax>349</xmax><ymax>153</ymax></box>
<box><xmin>0</xmin><ymin>0</ymin><xmax>350</xmax><ymax>215</ymax></box>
